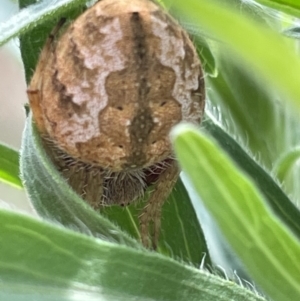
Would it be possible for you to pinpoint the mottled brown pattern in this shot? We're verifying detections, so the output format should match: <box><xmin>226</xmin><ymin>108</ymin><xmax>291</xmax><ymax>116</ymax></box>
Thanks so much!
<box><xmin>27</xmin><ymin>0</ymin><xmax>205</xmax><ymax>249</ymax></box>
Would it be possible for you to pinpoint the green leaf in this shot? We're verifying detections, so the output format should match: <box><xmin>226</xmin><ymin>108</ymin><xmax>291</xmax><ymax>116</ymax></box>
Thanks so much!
<box><xmin>203</xmin><ymin>117</ymin><xmax>300</xmax><ymax>240</ymax></box>
<box><xmin>0</xmin><ymin>0</ymin><xmax>86</xmax><ymax>47</ymax></box>
<box><xmin>204</xmin><ymin>23</ymin><xmax>300</xmax><ymax>201</ymax></box>
<box><xmin>172</xmin><ymin>0</ymin><xmax>300</xmax><ymax>112</ymax></box>
<box><xmin>207</xmin><ymin>54</ymin><xmax>295</xmax><ymax>169</ymax></box>
<box><xmin>171</xmin><ymin>123</ymin><xmax>300</xmax><ymax>301</ymax></box>
<box><xmin>0</xmin><ymin>143</ymin><xmax>22</xmax><ymax>188</ymax></box>
<box><xmin>160</xmin><ymin>178</ymin><xmax>210</xmax><ymax>262</ymax></box>
<box><xmin>0</xmin><ymin>208</ymin><xmax>267</xmax><ymax>301</ymax></box>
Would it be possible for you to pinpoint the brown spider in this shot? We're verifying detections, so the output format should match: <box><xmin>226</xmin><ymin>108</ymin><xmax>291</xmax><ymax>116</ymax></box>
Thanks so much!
<box><xmin>27</xmin><ymin>0</ymin><xmax>205</xmax><ymax>249</ymax></box>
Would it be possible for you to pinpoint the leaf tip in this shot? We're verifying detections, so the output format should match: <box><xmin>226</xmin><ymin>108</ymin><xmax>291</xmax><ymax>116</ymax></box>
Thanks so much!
<box><xmin>170</xmin><ymin>122</ymin><xmax>198</xmax><ymax>143</ymax></box>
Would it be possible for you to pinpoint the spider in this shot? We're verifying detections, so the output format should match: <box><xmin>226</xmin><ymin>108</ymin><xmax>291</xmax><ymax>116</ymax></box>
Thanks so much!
<box><xmin>27</xmin><ymin>0</ymin><xmax>205</xmax><ymax>249</ymax></box>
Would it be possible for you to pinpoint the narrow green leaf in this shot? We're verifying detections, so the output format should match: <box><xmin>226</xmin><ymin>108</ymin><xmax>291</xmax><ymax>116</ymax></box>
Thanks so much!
<box><xmin>20</xmin><ymin>115</ymin><xmax>140</xmax><ymax>248</ymax></box>
<box><xmin>207</xmin><ymin>53</ymin><xmax>295</xmax><ymax>169</ymax></box>
<box><xmin>0</xmin><ymin>143</ymin><xmax>22</xmax><ymax>188</ymax></box>
<box><xmin>171</xmin><ymin>123</ymin><xmax>300</xmax><ymax>301</ymax></box>
<box><xmin>0</xmin><ymin>0</ymin><xmax>86</xmax><ymax>47</ymax></box>
<box><xmin>0</xmin><ymin>209</ymin><xmax>266</xmax><ymax>301</ymax></box>
<box><xmin>173</xmin><ymin>0</ymin><xmax>300</xmax><ymax>112</ymax></box>
<box><xmin>160</xmin><ymin>178</ymin><xmax>210</xmax><ymax>263</ymax></box>
<box><xmin>203</xmin><ymin>117</ymin><xmax>300</xmax><ymax>240</ymax></box>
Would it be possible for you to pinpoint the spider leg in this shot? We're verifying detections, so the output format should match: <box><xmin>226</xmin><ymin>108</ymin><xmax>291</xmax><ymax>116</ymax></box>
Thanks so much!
<box><xmin>139</xmin><ymin>160</ymin><xmax>179</xmax><ymax>249</ymax></box>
